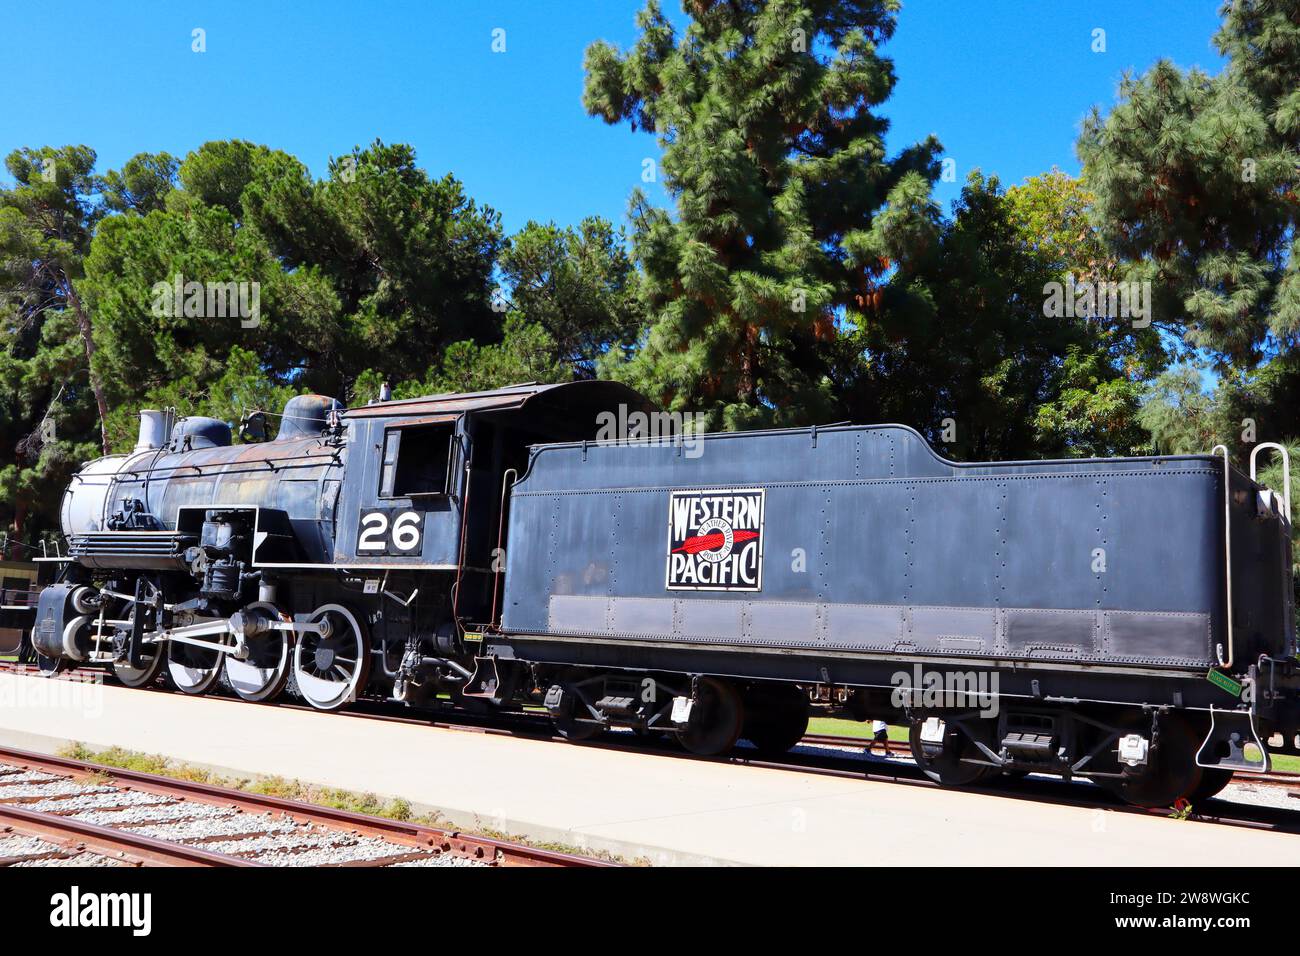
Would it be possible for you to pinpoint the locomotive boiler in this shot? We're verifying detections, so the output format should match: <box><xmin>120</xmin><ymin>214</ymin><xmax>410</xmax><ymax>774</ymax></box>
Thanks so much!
<box><xmin>30</xmin><ymin>382</ymin><xmax>1300</xmax><ymax>808</ymax></box>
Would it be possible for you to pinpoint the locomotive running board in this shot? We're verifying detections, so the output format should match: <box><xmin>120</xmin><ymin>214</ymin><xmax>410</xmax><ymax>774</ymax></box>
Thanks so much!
<box><xmin>1195</xmin><ymin>706</ymin><xmax>1269</xmax><ymax>773</ymax></box>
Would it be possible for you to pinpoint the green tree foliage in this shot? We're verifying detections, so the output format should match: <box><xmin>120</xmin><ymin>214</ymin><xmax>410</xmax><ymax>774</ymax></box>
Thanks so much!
<box><xmin>349</xmin><ymin>216</ymin><xmax>644</xmax><ymax>403</ymax></box>
<box><xmin>406</xmin><ymin>315</ymin><xmax>569</xmax><ymax>398</ymax></box>
<box><xmin>85</xmin><ymin>139</ymin><xmax>504</xmax><ymax>403</ymax></box>
<box><xmin>101</xmin><ymin>152</ymin><xmax>178</xmax><ymax>215</ymax></box>
<box><xmin>1216</xmin><ymin>0</ymin><xmax>1300</xmax><ymax>151</ymax></box>
<box><xmin>498</xmin><ymin>218</ymin><xmax>642</xmax><ymax>375</ymax></box>
<box><xmin>1007</xmin><ymin>171</ymin><xmax>1162</xmax><ymax>457</ymax></box>
<box><xmin>1</xmin><ymin>136</ymin><xmax>646</xmax><ymax>543</ymax></box>
<box><xmin>0</xmin><ymin>139</ymin><xmax>516</xmax><ymax>544</ymax></box>
<box><xmin>1137</xmin><ymin>365</ymin><xmax>1226</xmax><ymax>455</ymax></box>
<box><xmin>297</xmin><ymin>142</ymin><xmax>504</xmax><ymax>389</ymax></box>
<box><xmin>1079</xmin><ymin>1</ymin><xmax>1300</xmax><ymax>367</ymax></box>
<box><xmin>831</xmin><ymin>171</ymin><xmax>1154</xmax><ymax>460</ymax></box>
<box><xmin>584</xmin><ymin>0</ymin><xmax>941</xmax><ymax>430</ymax></box>
<box><xmin>582</xmin><ymin>2</ymin><xmax>1152</xmax><ymax>461</ymax></box>
<box><xmin>0</xmin><ymin>147</ymin><xmax>111</xmax><ymax>547</ymax></box>
<box><xmin>1079</xmin><ymin>60</ymin><xmax>1297</xmax><ymax>365</ymax></box>
<box><xmin>1003</xmin><ymin>169</ymin><xmax>1107</xmax><ymax>278</ymax></box>
<box><xmin>6</xmin><ymin>0</ymin><xmax>1300</xmax><ymax>553</ymax></box>
<box><xmin>1080</xmin><ymin>0</ymin><xmax>1299</xmax><ymax>476</ymax></box>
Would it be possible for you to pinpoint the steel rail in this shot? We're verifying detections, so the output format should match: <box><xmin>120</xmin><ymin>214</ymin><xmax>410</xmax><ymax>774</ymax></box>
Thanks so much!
<box><xmin>0</xmin><ymin>801</ymin><xmax>258</xmax><ymax>867</ymax></box>
<box><xmin>0</xmin><ymin>745</ymin><xmax>611</xmax><ymax>868</ymax></box>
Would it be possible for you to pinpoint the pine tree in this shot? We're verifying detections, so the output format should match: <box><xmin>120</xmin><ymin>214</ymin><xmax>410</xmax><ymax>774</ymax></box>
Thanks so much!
<box><xmin>584</xmin><ymin>0</ymin><xmax>940</xmax><ymax>430</ymax></box>
<box><xmin>0</xmin><ymin>147</ymin><xmax>112</xmax><ymax>454</ymax></box>
<box><xmin>1078</xmin><ymin>0</ymin><xmax>1300</xmax><ymax>464</ymax></box>
<box><xmin>1079</xmin><ymin>1</ymin><xmax>1300</xmax><ymax>367</ymax></box>
<box><xmin>498</xmin><ymin>218</ymin><xmax>643</xmax><ymax>375</ymax></box>
<box><xmin>0</xmin><ymin>147</ymin><xmax>112</xmax><ymax>548</ymax></box>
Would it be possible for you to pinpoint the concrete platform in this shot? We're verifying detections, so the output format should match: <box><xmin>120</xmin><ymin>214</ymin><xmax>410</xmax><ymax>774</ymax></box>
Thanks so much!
<box><xmin>1</xmin><ymin>670</ymin><xmax>1297</xmax><ymax>866</ymax></box>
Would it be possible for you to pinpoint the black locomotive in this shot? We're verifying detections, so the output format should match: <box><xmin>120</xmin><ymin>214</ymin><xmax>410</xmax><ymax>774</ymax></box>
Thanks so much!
<box><xmin>30</xmin><ymin>382</ymin><xmax>1300</xmax><ymax>807</ymax></box>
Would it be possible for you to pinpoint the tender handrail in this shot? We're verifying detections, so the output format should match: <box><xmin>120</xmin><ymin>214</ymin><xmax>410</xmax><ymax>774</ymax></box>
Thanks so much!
<box><xmin>1211</xmin><ymin>444</ymin><xmax>1235</xmax><ymax>671</ymax></box>
<box><xmin>1249</xmin><ymin>442</ymin><xmax>1292</xmax><ymax>520</ymax></box>
<box><xmin>490</xmin><ymin>468</ymin><xmax>518</xmax><ymax>629</ymax></box>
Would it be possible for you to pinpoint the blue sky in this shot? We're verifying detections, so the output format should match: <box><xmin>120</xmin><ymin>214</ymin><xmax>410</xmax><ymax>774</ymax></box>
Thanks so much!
<box><xmin>1</xmin><ymin>0</ymin><xmax>1228</xmax><ymax>234</ymax></box>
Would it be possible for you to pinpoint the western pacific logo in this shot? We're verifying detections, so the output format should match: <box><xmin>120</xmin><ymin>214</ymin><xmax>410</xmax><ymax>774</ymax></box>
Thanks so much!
<box><xmin>666</xmin><ymin>488</ymin><xmax>765</xmax><ymax>591</ymax></box>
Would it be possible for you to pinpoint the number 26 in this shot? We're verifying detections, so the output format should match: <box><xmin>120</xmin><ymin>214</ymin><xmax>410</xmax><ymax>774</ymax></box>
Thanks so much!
<box><xmin>357</xmin><ymin>510</ymin><xmax>422</xmax><ymax>554</ymax></box>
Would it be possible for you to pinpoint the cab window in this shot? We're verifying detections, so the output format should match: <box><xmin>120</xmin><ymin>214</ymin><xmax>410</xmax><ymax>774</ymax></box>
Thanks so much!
<box><xmin>380</xmin><ymin>422</ymin><xmax>455</xmax><ymax>497</ymax></box>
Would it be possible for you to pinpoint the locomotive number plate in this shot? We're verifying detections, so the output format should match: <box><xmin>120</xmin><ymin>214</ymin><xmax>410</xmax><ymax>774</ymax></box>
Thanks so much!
<box><xmin>356</xmin><ymin>509</ymin><xmax>424</xmax><ymax>556</ymax></box>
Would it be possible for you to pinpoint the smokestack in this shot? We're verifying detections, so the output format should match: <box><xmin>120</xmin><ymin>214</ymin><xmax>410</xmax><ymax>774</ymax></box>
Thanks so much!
<box><xmin>135</xmin><ymin>410</ymin><xmax>169</xmax><ymax>452</ymax></box>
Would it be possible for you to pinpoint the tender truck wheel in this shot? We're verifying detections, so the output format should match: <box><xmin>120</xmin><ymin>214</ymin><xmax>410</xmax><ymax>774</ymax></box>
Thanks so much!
<box><xmin>678</xmin><ymin>677</ymin><xmax>744</xmax><ymax>756</ymax></box>
<box><xmin>909</xmin><ymin>717</ymin><xmax>998</xmax><ymax>786</ymax></box>
<box><xmin>742</xmin><ymin>683</ymin><xmax>809</xmax><ymax>755</ymax></box>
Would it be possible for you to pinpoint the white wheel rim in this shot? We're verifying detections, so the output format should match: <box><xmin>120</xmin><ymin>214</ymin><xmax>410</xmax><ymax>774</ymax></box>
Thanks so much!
<box><xmin>62</xmin><ymin>614</ymin><xmax>89</xmax><ymax>660</ymax></box>
<box><xmin>167</xmin><ymin>646</ymin><xmax>223</xmax><ymax>694</ymax></box>
<box><xmin>225</xmin><ymin>603</ymin><xmax>291</xmax><ymax>702</ymax></box>
<box><xmin>113</xmin><ymin>640</ymin><xmax>162</xmax><ymax>686</ymax></box>
<box><xmin>110</xmin><ymin>604</ymin><xmax>163</xmax><ymax>687</ymax></box>
<box><xmin>293</xmin><ymin>604</ymin><xmax>366</xmax><ymax>710</ymax></box>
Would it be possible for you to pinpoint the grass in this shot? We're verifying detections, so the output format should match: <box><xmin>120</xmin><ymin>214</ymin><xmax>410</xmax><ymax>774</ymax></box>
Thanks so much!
<box><xmin>1268</xmin><ymin>752</ymin><xmax>1300</xmax><ymax>773</ymax></box>
<box><xmin>473</xmin><ymin>826</ymin><xmax>641</xmax><ymax>865</ymax></box>
<box><xmin>807</xmin><ymin>716</ymin><xmax>908</xmax><ymax>742</ymax></box>
<box><xmin>57</xmin><ymin>742</ymin><xmax>636</xmax><ymax>864</ymax></box>
<box><xmin>60</xmin><ymin>743</ymin><xmax>434</xmax><ymax>822</ymax></box>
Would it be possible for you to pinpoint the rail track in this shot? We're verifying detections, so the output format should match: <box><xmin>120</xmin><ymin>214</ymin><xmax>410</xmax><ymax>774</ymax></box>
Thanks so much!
<box><xmin>0</xmin><ymin>744</ymin><xmax>609</xmax><ymax>868</ymax></box>
<box><xmin>3</xmin><ymin>659</ymin><xmax>1299</xmax><ymax>840</ymax></box>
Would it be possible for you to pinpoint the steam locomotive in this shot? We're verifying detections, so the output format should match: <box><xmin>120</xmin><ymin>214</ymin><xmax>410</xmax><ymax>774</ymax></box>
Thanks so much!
<box><xmin>31</xmin><ymin>382</ymin><xmax>1300</xmax><ymax>807</ymax></box>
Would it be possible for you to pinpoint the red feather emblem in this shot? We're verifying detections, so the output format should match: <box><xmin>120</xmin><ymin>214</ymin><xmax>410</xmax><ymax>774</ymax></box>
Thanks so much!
<box><xmin>672</xmin><ymin>529</ymin><xmax>759</xmax><ymax>554</ymax></box>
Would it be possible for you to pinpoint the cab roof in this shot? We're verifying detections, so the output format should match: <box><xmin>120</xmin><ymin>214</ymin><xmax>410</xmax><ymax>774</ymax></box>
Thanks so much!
<box><xmin>342</xmin><ymin>380</ymin><xmax>653</xmax><ymax>420</ymax></box>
